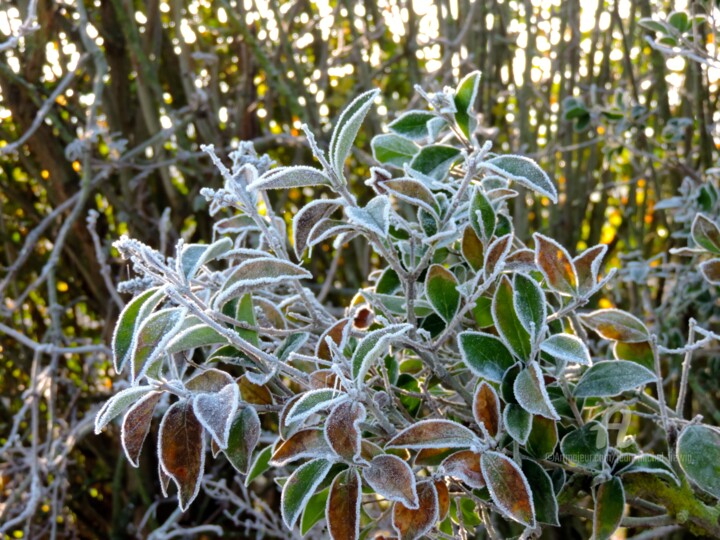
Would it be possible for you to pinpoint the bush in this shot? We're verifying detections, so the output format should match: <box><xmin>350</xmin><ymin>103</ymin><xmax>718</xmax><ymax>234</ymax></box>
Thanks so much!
<box><xmin>97</xmin><ymin>73</ymin><xmax>720</xmax><ymax>539</ymax></box>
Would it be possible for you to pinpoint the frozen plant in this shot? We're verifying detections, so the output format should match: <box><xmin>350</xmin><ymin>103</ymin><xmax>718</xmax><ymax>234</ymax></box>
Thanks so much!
<box><xmin>96</xmin><ymin>72</ymin><xmax>720</xmax><ymax>539</ymax></box>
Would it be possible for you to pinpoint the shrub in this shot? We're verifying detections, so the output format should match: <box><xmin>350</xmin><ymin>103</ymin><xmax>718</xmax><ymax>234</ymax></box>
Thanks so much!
<box><xmin>96</xmin><ymin>73</ymin><xmax>720</xmax><ymax>538</ymax></box>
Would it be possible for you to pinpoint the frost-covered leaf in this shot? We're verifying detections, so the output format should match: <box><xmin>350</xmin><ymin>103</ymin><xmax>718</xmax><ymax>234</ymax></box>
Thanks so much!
<box><xmin>409</xmin><ymin>145</ymin><xmax>461</xmax><ymax>180</ymax></box>
<box><xmin>245</xmin><ymin>445</ymin><xmax>272</xmax><ymax>486</ymax></box>
<box><xmin>425</xmin><ymin>264</ymin><xmax>460</xmax><ymax>323</ymax></box>
<box><xmin>352</xmin><ymin>324</ymin><xmax>412</xmax><ymax>382</ymax></box>
<box><xmin>459</xmin><ymin>331</ymin><xmax>515</xmax><ymax>382</ymax></box>
<box><xmin>574</xmin><ymin>360</ymin><xmax>656</xmax><ymax>398</ymax></box>
<box><xmin>383</xmin><ymin>178</ymin><xmax>438</xmax><ymax>214</ymax></box>
<box><xmin>513</xmin><ymin>273</ymin><xmax>546</xmax><ymax>339</ymax></box>
<box><xmin>692</xmin><ymin>214</ymin><xmax>720</xmax><ymax>254</ymax></box>
<box><xmin>248</xmin><ymin>165</ymin><xmax>331</xmax><ymax>190</ymax></box>
<box><xmin>112</xmin><ymin>287</ymin><xmax>164</xmax><ymax>373</ymax></box>
<box><xmin>483</xmin><ymin>233</ymin><xmax>513</xmax><ymax>277</ymax></box>
<box><xmin>441</xmin><ymin>450</ymin><xmax>485</xmax><ymax>489</ymax></box>
<box><xmin>481</xmin><ymin>155</ymin><xmax>557</xmax><ymax>202</ymax></box>
<box><xmin>301</xmin><ymin>487</ymin><xmax>329</xmax><ymax>535</ymax></box>
<box><xmin>677</xmin><ymin>425</ymin><xmax>720</xmax><ymax>499</ymax></box>
<box><xmin>180</xmin><ymin>237</ymin><xmax>233</xmax><ymax>280</ymax></box>
<box><xmin>573</xmin><ymin>244</ymin><xmax>607</xmax><ymax>295</ymax></box>
<box><xmin>272</xmin><ymin>428</ymin><xmax>332</xmax><ymax>466</ymax></box>
<box><xmin>346</xmin><ymin>195</ymin><xmax>390</xmax><ymax>237</ymax></box>
<box><xmin>281</xmin><ymin>458</ymin><xmax>333</xmax><ymax>529</ymax></box>
<box><xmin>389</xmin><ymin>110</ymin><xmax>436</xmax><ymax>140</ymax></box>
<box><xmin>167</xmin><ymin>323</ymin><xmax>228</xmax><ymax>354</ymax></box>
<box><xmin>593</xmin><ymin>477</ymin><xmax>625</xmax><ymax>540</ymax></box>
<box><xmin>533</xmin><ymin>233</ymin><xmax>578</xmax><ymax>296</ymax></box>
<box><xmin>492</xmin><ymin>276</ymin><xmax>531</xmax><ymax>359</ymax></box>
<box><xmin>185</xmin><ymin>368</ymin><xmax>234</xmax><ymax>392</ymax></box>
<box><xmin>293</xmin><ymin>199</ymin><xmax>343</xmax><ymax>259</ymax></box>
<box><xmin>481</xmin><ymin>451</ymin><xmax>536</xmax><ymax>527</ymax></box>
<box><xmin>224</xmin><ymin>406</ymin><xmax>261</xmax><ymax>474</ymax></box>
<box><xmin>514</xmin><ymin>361</ymin><xmax>560</xmax><ymax>420</ymax></box>
<box><xmin>700</xmin><ymin>258</ymin><xmax>720</xmax><ymax>285</ymax></box>
<box><xmin>392</xmin><ymin>481</ymin><xmax>439</xmax><ymax>540</ymax></box>
<box><xmin>95</xmin><ymin>385</ymin><xmax>155</xmax><ymax>434</ymax></box>
<box><xmin>193</xmin><ymin>382</ymin><xmax>240</xmax><ymax>448</ymax></box>
<box><xmin>317</xmin><ymin>319</ymin><xmax>351</xmax><ymax>361</ymax></box>
<box><xmin>307</xmin><ymin>219</ymin><xmax>355</xmax><ymax>249</ymax></box>
<box><xmin>325</xmin><ymin>401</ymin><xmax>366</xmax><ymax>462</ymax></box>
<box><xmin>435</xmin><ymin>480</ymin><xmax>450</xmax><ymax>521</ymax></box>
<box><xmin>503</xmin><ymin>403</ymin><xmax>532</xmax><ymax>444</ymax></box>
<box><xmin>372</xmin><ymin>133</ymin><xmax>419</xmax><ymax>168</ymax></box>
<box><xmin>327</xmin><ymin>469</ymin><xmax>361</xmax><ymax>540</ymax></box>
<box><xmin>461</xmin><ymin>225</ymin><xmax>484</xmax><ymax>271</ymax></box>
<box><xmin>560</xmin><ymin>421</ymin><xmax>608</xmax><ymax>471</ymax></box>
<box><xmin>364</xmin><ymin>454</ymin><xmax>419</xmax><ymax>508</ymax></box>
<box><xmin>616</xmin><ymin>454</ymin><xmax>679</xmax><ymax>486</ymax></box>
<box><xmin>454</xmin><ymin>71</ymin><xmax>481</xmax><ymax>138</ymax></box>
<box><xmin>158</xmin><ymin>400</ymin><xmax>205</xmax><ymax>511</ymax></box>
<box><xmin>238</xmin><ymin>374</ymin><xmax>274</xmax><ymax>405</ymax></box>
<box><xmin>580</xmin><ymin>309</ymin><xmax>650</xmax><ymax>343</ymax></box>
<box><xmin>540</xmin><ymin>334</ymin><xmax>592</xmax><ymax>365</ymax></box>
<box><xmin>276</xmin><ymin>332</ymin><xmax>309</xmax><ymax>362</ymax></box>
<box><xmin>386</xmin><ymin>419</ymin><xmax>478</xmax><ymax>449</ymax></box>
<box><xmin>131</xmin><ymin>307</ymin><xmax>186</xmax><ymax>381</ymax></box>
<box><xmin>473</xmin><ymin>382</ymin><xmax>500</xmax><ymax>437</ymax></box>
<box><xmin>121</xmin><ymin>391</ymin><xmax>161</xmax><ymax>466</ymax></box>
<box><xmin>215</xmin><ymin>257</ymin><xmax>312</xmax><ymax>307</ymax></box>
<box><xmin>522</xmin><ymin>459</ymin><xmax>559</xmax><ymax>526</ymax></box>
<box><xmin>286</xmin><ymin>389</ymin><xmax>348</xmax><ymax>425</ymax></box>
<box><xmin>525</xmin><ymin>415</ymin><xmax>558</xmax><ymax>459</ymax></box>
<box><xmin>469</xmin><ymin>187</ymin><xmax>495</xmax><ymax>241</ymax></box>
<box><xmin>330</xmin><ymin>89</ymin><xmax>380</xmax><ymax>176</ymax></box>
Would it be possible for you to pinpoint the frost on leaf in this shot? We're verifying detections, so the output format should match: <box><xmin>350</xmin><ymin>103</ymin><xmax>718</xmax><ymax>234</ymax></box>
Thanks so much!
<box><xmin>363</xmin><ymin>454</ymin><xmax>419</xmax><ymax>508</ymax></box>
<box><xmin>540</xmin><ymin>333</ymin><xmax>592</xmax><ymax>366</ymax></box>
<box><xmin>179</xmin><ymin>237</ymin><xmax>233</xmax><ymax>280</ymax></box>
<box><xmin>95</xmin><ymin>385</ymin><xmax>155</xmax><ymax>434</ymax></box>
<box><xmin>700</xmin><ymin>258</ymin><xmax>720</xmax><ymax>285</ymax></box>
<box><xmin>483</xmin><ymin>233</ymin><xmax>513</xmax><ymax>278</ymax></box>
<box><xmin>441</xmin><ymin>450</ymin><xmax>485</xmax><ymax>489</ymax></box>
<box><xmin>459</xmin><ymin>331</ymin><xmax>515</xmax><ymax>382</ymax></box>
<box><xmin>326</xmin><ymin>469</ymin><xmax>361</xmax><ymax>540</ymax></box>
<box><xmin>525</xmin><ymin>415</ymin><xmax>558</xmax><ymax>459</ymax></box>
<box><xmin>616</xmin><ymin>454</ymin><xmax>679</xmax><ymax>486</ymax></box>
<box><xmin>573</xmin><ymin>243</ymin><xmax>607</xmax><ymax>295</ymax></box>
<box><xmin>121</xmin><ymin>391</ymin><xmax>161</xmax><ymax>467</ymax></box>
<box><xmin>513</xmin><ymin>273</ymin><xmax>546</xmax><ymax>339</ymax></box>
<box><xmin>293</xmin><ymin>199</ymin><xmax>343</xmax><ymax>259</ymax></box>
<box><xmin>238</xmin><ymin>374</ymin><xmax>274</xmax><ymax>405</ymax></box>
<box><xmin>185</xmin><ymin>368</ymin><xmax>234</xmax><ymax>392</ymax></box>
<box><xmin>286</xmin><ymin>389</ymin><xmax>348</xmax><ymax>425</ymax></box>
<box><xmin>408</xmin><ymin>145</ymin><xmax>462</xmax><ymax>181</ymax></box>
<box><xmin>158</xmin><ymin>400</ymin><xmax>205</xmax><ymax>511</ymax></box>
<box><xmin>316</xmin><ymin>318</ymin><xmax>351</xmax><ymax>361</ymax></box>
<box><xmin>593</xmin><ymin>477</ymin><xmax>625</xmax><ymax>540</ymax></box>
<box><xmin>351</xmin><ymin>324</ymin><xmax>411</xmax><ymax>383</ymax></box>
<box><xmin>112</xmin><ymin>287</ymin><xmax>163</xmax><ymax>373</ymax></box>
<box><xmin>192</xmin><ymin>382</ymin><xmax>240</xmax><ymax>448</ymax></box>
<box><xmin>492</xmin><ymin>275</ymin><xmax>531</xmax><ymax>360</ymax></box>
<box><xmin>461</xmin><ymin>225</ymin><xmax>484</xmax><ymax>271</ymax></box>
<box><xmin>224</xmin><ymin>406</ymin><xmax>261</xmax><ymax>474</ymax></box>
<box><xmin>388</xmin><ymin>110</ymin><xmax>436</xmax><ymax>140</ymax></box>
<box><xmin>560</xmin><ymin>421</ymin><xmax>608</xmax><ymax>471</ymax></box>
<box><xmin>503</xmin><ymin>403</ymin><xmax>532</xmax><ymax>444</ymax></box>
<box><xmin>382</xmin><ymin>178</ymin><xmax>439</xmax><ymax>216</ymax></box>
<box><xmin>521</xmin><ymin>459</ymin><xmax>559</xmax><ymax>526</ymax></box>
<box><xmin>247</xmin><ymin>165</ymin><xmax>332</xmax><ymax>190</ymax></box>
<box><xmin>473</xmin><ymin>382</ymin><xmax>500</xmax><ymax>437</ymax></box>
<box><xmin>330</xmin><ymin>88</ymin><xmax>380</xmax><ymax>177</ymax></box>
<box><xmin>469</xmin><ymin>186</ymin><xmax>495</xmax><ymax>241</ymax></box>
<box><xmin>454</xmin><ymin>70</ymin><xmax>481</xmax><ymax>138</ymax></box>
<box><xmin>480</xmin><ymin>155</ymin><xmax>558</xmax><ymax>203</ymax></box>
<box><xmin>573</xmin><ymin>360</ymin><xmax>656</xmax><ymax>398</ymax></box>
<box><xmin>579</xmin><ymin>309</ymin><xmax>650</xmax><ymax>343</ymax></box>
<box><xmin>425</xmin><ymin>264</ymin><xmax>460</xmax><ymax>323</ymax></box>
<box><xmin>324</xmin><ymin>401</ymin><xmax>366</xmax><ymax>462</ymax></box>
<box><xmin>691</xmin><ymin>213</ymin><xmax>720</xmax><ymax>254</ymax></box>
<box><xmin>481</xmin><ymin>451</ymin><xmax>536</xmax><ymax>527</ymax></box>
<box><xmin>371</xmin><ymin>133</ymin><xmax>419</xmax><ymax>168</ymax></box>
<box><xmin>345</xmin><ymin>195</ymin><xmax>391</xmax><ymax>237</ymax></box>
<box><xmin>386</xmin><ymin>419</ymin><xmax>478</xmax><ymax>449</ymax></box>
<box><xmin>392</xmin><ymin>481</ymin><xmax>439</xmax><ymax>540</ymax></box>
<box><xmin>677</xmin><ymin>425</ymin><xmax>720</xmax><ymax>499</ymax></box>
<box><xmin>533</xmin><ymin>233</ymin><xmax>578</xmax><ymax>296</ymax></box>
<box><xmin>271</xmin><ymin>428</ymin><xmax>332</xmax><ymax>466</ymax></box>
<box><xmin>281</xmin><ymin>458</ymin><xmax>333</xmax><ymax>530</ymax></box>
<box><xmin>131</xmin><ymin>307</ymin><xmax>187</xmax><ymax>381</ymax></box>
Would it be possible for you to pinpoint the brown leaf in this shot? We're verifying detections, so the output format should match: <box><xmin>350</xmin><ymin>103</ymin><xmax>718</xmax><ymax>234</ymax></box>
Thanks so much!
<box><xmin>473</xmin><ymin>382</ymin><xmax>500</xmax><ymax>437</ymax></box>
<box><xmin>505</xmin><ymin>248</ymin><xmax>536</xmax><ymax>273</ymax></box>
<box><xmin>327</xmin><ymin>469</ymin><xmax>361</xmax><ymax>540</ymax></box>
<box><xmin>317</xmin><ymin>319</ymin><xmax>350</xmax><ymax>360</ymax></box>
<box><xmin>573</xmin><ymin>244</ymin><xmax>607</xmax><ymax>295</ymax></box>
<box><xmin>238</xmin><ymin>374</ymin><xmax>274</xmax><ymax>405</ymax></box>
<box><xmin>461</xmin><ymin>225</ymin><xmax>484</xmax><ymax>271</ymax></box>
<box><xmin>309</xmin><ymin>369</ymin><xmax>339</xmax><ymax>389</ymax></box>
<box><xmin>434</xmin><ymin>480</ymin><xmax>450</xmax><ymax>521</ymax></box>
<box><xmin>159</xmin><ymin>464</ymin><xmax>171</xmax><ymax>497</ymax></box>
<box><xmin>441</xmin><ymin>450</ymin><xmax>485</xmax><ymax>489</ymax></box>
<box><xmin>271</xmin><ymin>428</ymin><xmax>331</xmax><ymax>466</ymax></box>
<box><xmin>158</xmin><ymin>400</ymin><xmax>205</xmax><ymax>511</ymax></box>
<box><xmin>385</xmin><ymin>420</ymin><xmax>477</xmax><ymax>449</ymax></box>
<box><xmin>392</xmin><ymin>481</ymin><xmax>438</xmax><ymax>540</ymax></box>
<box><xmin>481</xmin><ymin>451</ymin><xmax>535</xmax><ymax>527</ymax></box>
<box><xmin>325</xmin><ymin>401</ymin><xmax>366</xmax><ymax>462</ymax></box>
<box><xmin>353</xmin><ymin>307</ymin><xmax>375</xmax><ymax>330</ymax></box>
<box><xmin>360</xmin><ymin>440</ymin><xmax>384</xmax><ymax>460</ymax></box>
<box><xmin>533</xmin><ymin>233</ymin><xmax>578</xmax><ymax>296</ymax></box>
<box><xmin>700</xmin><ymin>258</ymin><xmax>720</xmax><ymax>285</ymax></box>
<box><xmin>483</xmin><ymin>234</ymin><xmax>513</xmax><ymax>277</ymax></box>
<box><xmin>363</xmin><ymin>454</ymin><xmax>418</xmax><ymax>508</ymax></box>
<box><xmin>122</xmin><ymin>391</ymin><xmax>161</xmax><ymax>467</ymax></box>
<box><xmin>185</xmin><ymin>368</ymin><xmax>234</xmax><ymax>392</ymax></box>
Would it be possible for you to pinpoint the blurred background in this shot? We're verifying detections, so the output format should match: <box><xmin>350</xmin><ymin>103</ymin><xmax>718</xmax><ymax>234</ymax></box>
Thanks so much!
<box><xmin>1</xmin><ymin>0</ymin><xmax>719</xmax><ymax>537</ymax></box>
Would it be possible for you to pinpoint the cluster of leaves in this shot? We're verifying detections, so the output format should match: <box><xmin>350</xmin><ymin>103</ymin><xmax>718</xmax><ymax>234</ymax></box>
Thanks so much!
<box><xmin>96</xmin><ymin>73</ymin><xmax>720</xmax><ymax>538</ymax></box>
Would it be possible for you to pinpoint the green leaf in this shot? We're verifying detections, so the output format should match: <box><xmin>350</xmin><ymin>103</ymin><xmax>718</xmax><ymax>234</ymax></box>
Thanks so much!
<box><xmin>469</xmin><ymin>187</ymin><xmax>495</xmax><ymax>241</ymax></box>
<box><xmin>668</xmin><ymin>11</ymin><xmax>690</xmax><ymax>32</ymax></box>
<box><xmin>376</xmin><ymin>267</ymin><xmax>402</xmax><ymax>294</ymax></box>
<box><xmin>522</xmin><ymin>459</ymin><xmax>559</xmax><ymax>526</ymax></box>
<box><xmin>371</xmin><ymin>133</ymin><xmax>418</xmax><ymax>168</ymax></box>
<box><xmin>677</xmin><ymin>425</ymin><xmax>720</xmax><ymax>499</ymax></box>
<box><xmin>245</xmin><ymin>445</ymin><xmax>272</xmax><ymax>486</ymax></box>
<box><xmin>235</xmin><ymin>293</ymin><xmax>259</xmax><ymax>346</ymax></box>
<box><xmin>409</xmin><ymin>145</ymin><xmax>462</xmax><ymax>180</ymax></box>
<box><xmin>639</xmin><ymin>18</ymin><xmax>671</xmax><ymax>33</ymax></box>
<box><xmin>112</xmin><ymin>287</ymin><xmax>163</xmax><ymax>373</ymax></box>
<box><xmin>352</xmin><ymin>324</ymin><xmax>412</xmax><ymax>382</ymax></box>
<box><xmin>540</xmin><ymin>334</ymin><xmax>592</xmax><ymax>365</ymax></box>
<box><xmin>248</xmin><ymin>166</ymin><xmax>332</xmax><ymax>190</ymax></box>
<box><xmin>300</xmin><ymin>487</ymin><xmax>329</xmax><ymax>535</ymax></box>
<box><xmin>131</xmin><ymin>307</ymin><xmax>186</xmax><ymax>381</ymax></box>
<box><xmin>513</xmin><ymin>361</ymin><xmax>560</xmax><ymax>420</ymax></box>
<box><xmin>481</xmin><ymin>155</ymin><xmax>558</xmax><ymax>203</ymax></box>
<box><xmin>513</xmin><ymin>274</ymin><xmax>546</xmax><ymax>339</ymax></box>
<box><xmin>504</xmin><ymin>403</ymin><xmax>532</xmax><ymax>444</ymax></box>
<box><xmin>224</xmin><ymin>406</ymin><xmax>261</xmax><ymax>474</ymax></box>
<box><xmin>692</xmin><ymin>214</ymin><xmax>720</xmax><ymax>254</ymax></box>
<box><xmin>95</xmin><ymin>385</ymin><xmax>155</xmax><ymax>433</ymax></box>
<box><xmin>458</xmin><ymin>331</ymin><xmax>516</xmax><ymax>382</ymax></box>
<box><xmin>281</xmin><ymin>458</ymin><xmax>333</xmax><ymax>529</ymax></box>
<box><xmin>286</xmin><ymin>389</ymin><xmax>348</xmax><ymax>425</ymax></box>
<box><xmin>425</xmin><ymin>265</ymin><xmax>460</xmax><ymax>323</ymax></box>
<box><xmin>593</xmin><ymin>477</ymin><xmax>625</xmax><ymax>540</ymax></box>
<box><xmin>580</xmin><ymin>309</ymin><xmax>650</xmax><ymax>343</ymax></box>
<box><xmin>461</xmin><ymin>226</ymin><xmax>484</xmax><ymax>272</ymax></box>
<box><xmin>167</xmin><ymin>323</ymin><xmax>228</xmax><ymax>354</ymax></box>
<box><xmin>574</xmin><ymin>360</ymin><xmax>656</xmax><ymax>398</ymax></box>
<box><xmin>492</xmin><ymin>276</ymin><xmax>532</xmax><ymax>360</ymax></box>
<box><xmin>525</xmin><ymin>415</ymin><xmax>558</xmax><ymax>459</ymax></box>
<box><xmin>481</xmin><ymin>451</ymin><xmax>536</xmax><ymax>527</ymax></box>
<box><xmin>389</xmin><ymin>110</ymin><xmax>436</xmax><ymax>140</ymax></box>
<box><xmin>330</xmin><ymin>89</ymin><xmax>380</xmax><ymax>177</ymax></box>
<box><xmin>454</xmin><ymin>71</ymin><xmax>481</xmax><ymax>138</ymax></box>
<box><xmin>179</xmin><ymin>237</ymin><xmax>232</xmax><ymax>280</ymax></box>
<box><xmin>616</xmin><ymin>454</ymin><xmax>679</xmax><ymax>486</ymax></box>
<box><xmin>560</xmin><ymin>421</ymin><xmax>608</xmax><ymax>471</ymax></box>
<box><xmin>346</xmin><ymin>195</ymin><xmax>390</xmax><ymax>237</ymax></box>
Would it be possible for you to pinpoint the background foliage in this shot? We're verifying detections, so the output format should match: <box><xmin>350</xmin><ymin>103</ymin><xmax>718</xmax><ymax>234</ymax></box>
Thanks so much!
<box><xmin>1</xmin><ymin>0</ymin><xmax>720</xmax><ymax>538</ymax></box>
